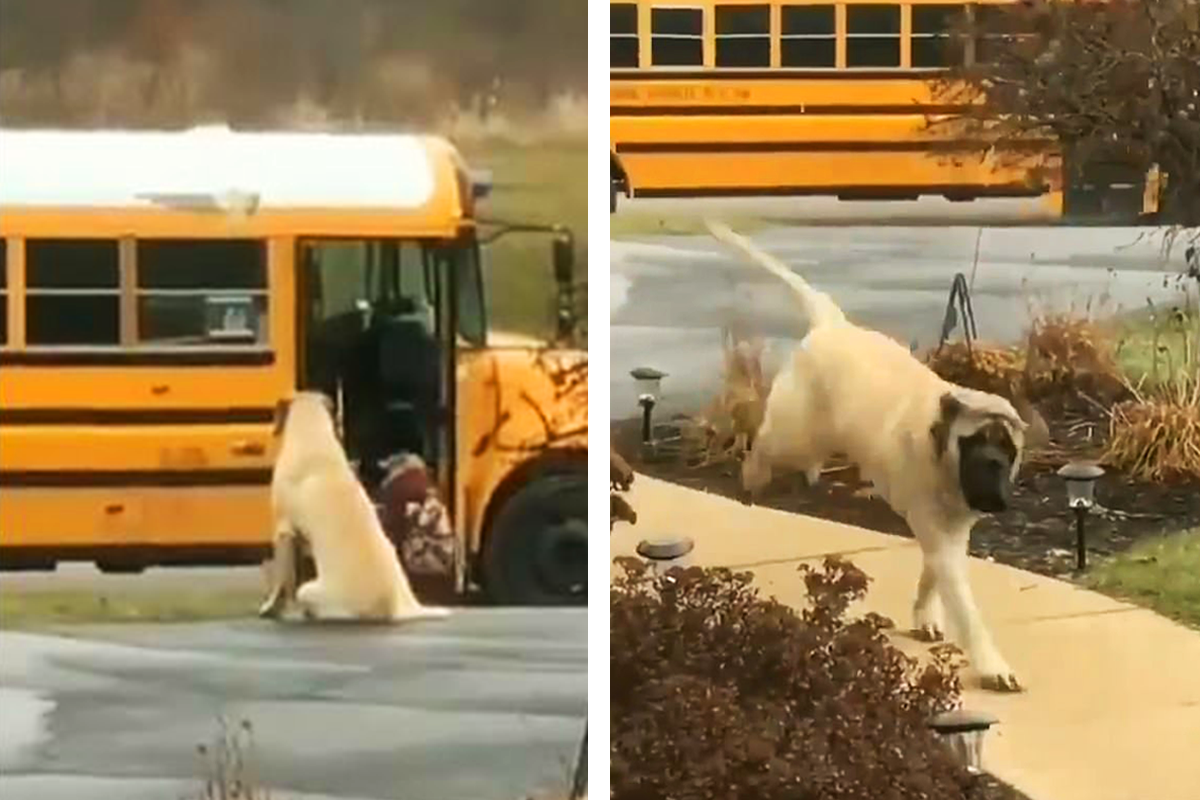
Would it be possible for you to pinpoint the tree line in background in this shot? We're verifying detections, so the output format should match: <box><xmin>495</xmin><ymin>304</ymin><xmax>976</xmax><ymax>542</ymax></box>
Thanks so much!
<box><xmin>0</xmin><ymin>0</ymin><xmax>585</xmax><ymax>131</ymax></box>
<box><xmin>947</xmin><ymin>0</ymin><xmax>1199</xmax><ymax>226</ymax></box>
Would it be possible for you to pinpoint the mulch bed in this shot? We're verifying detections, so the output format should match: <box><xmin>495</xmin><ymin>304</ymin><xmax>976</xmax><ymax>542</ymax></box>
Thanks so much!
<box><xmin>612</xmin><ymin>399</ymin><xmax>1200</xmax><ymax>581</ymax></box>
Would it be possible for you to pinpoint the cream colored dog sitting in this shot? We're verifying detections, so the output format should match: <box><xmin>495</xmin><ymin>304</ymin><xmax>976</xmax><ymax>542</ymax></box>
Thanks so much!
<box><xmin>258</xmin><ymin>391</ymin><xmax>449</xmax><ymax>623</ymax></box>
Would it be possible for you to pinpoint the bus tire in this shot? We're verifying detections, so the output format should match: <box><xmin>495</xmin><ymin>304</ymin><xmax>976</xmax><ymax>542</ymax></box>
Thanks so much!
<box><xmin>482</xmin><ymin>470</ymin><xmax>587</xmax><ymax>606</ymax></box>
<box><xmin>96</xmin><ymin>561</ymin><xmax>146</xmax><ymax>575</ymax></box>
<box><xmin>611</xmin><ymin>180</ymin><xmax>618</xmax><ymax>214</ymax></box>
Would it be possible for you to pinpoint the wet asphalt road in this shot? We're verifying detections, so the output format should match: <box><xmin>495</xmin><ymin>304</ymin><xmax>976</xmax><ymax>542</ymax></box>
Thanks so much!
<box><xmin>0</xmin><ymin>610</ymin><xmax>586</xmax><ymax>800</ymax></box>
<box><xmin>611</xmin><ymin>212</ymin><xmax>1193</xmax><ymax>418</ymax></box>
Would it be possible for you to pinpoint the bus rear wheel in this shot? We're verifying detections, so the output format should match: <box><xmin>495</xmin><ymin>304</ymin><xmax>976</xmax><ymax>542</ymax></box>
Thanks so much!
<box><xmin>483</xmin><ymin>470</ymin><xmax>587</xmax><ymax>606</ymax></box>
<box><xmin>96</xmin><ymin>561</ymin><xmax>146</xmax><ymax>575</ymax></box>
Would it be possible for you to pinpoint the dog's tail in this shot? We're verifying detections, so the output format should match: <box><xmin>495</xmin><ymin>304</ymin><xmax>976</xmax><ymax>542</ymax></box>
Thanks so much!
<box><xmin>706</xmin><ymin>219</ymin><xmax>845</xmax><ymax>329</ymax></box>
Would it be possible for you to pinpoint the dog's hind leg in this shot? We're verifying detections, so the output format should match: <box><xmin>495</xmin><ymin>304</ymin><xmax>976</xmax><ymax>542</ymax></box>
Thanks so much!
<box><xmin>295</xmin><ymin>579</ymin><xmax>355</xmax><ymax>621</ymax></box>
<box><xmin>912</xmin><ymin>517</ymin><xmax>1021</xmax><ymax>692</ymax></box>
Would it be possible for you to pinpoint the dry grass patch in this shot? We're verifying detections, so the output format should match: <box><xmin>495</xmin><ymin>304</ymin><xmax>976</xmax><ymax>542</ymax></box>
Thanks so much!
<box><xmin>182</xmin><ymin>718</ymin><xmax>275</xmax><ymax>800</ymax></box>
<box><xmin>671</xmin><ymin>327</ymin><xmax>769</xmax><ymax>469</ymax></box>
<box><xmin>1106</xmin><ymin>381</ymin><xmax>1200</xmax><ymax>483</ymax></box>
<box><xmin>1023</xmin><ymin>312</ymin><xmax>1125</xmax><ymax>402</ymax></box>
<box><xmin>0</xmin><ymin>587</ymin><xmax>260</xmax><ymax>629</ymax></box>
<box><xmin>927</xmin><ymin>310</ymin><xmax>1125</xmax><ymax>405</ymax></box>
<box><xmin>1104</xmin><ymin>296</ymin><xmax>1200</xmax><ymax>483</ymax></box>
<box><xmin>925</xmin><ymin>342</ymin><xmax>1025</xmax><ymax>398</ymax></box>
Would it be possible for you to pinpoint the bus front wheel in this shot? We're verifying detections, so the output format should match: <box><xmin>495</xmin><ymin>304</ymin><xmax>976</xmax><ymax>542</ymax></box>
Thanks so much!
<box><xmin>482</xmin><ymin>471</ymin><xmax>587</xmax><ymax>606</ymax></box>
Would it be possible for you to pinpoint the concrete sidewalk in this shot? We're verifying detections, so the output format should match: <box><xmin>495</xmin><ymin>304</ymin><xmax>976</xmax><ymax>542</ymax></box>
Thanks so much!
<box><xmin>612</xmin><ymin>475</ymin><xmax>1200</xmax><ymax>800</ymax></box>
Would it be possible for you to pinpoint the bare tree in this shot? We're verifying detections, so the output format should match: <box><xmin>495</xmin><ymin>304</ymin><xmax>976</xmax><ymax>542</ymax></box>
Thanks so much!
<box><xmin>0</xmin><ymin>0</ymin><xmax>586</xmax><ymax>127</ymax></box>
<box><xmin>937</xmin><ymin>0</ymin><xmax>1200</xmax><ymax>229</ymax></box>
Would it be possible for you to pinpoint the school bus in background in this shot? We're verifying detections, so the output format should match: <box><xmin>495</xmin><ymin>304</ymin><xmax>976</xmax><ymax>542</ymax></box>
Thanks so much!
<box><xmin>609</xmin><ymin>0</ymin><xmax>1160</xmax><ymax>221</ymax></box>
<box><xmin>0</xmin><ymin>126</ymin><xmax>587</xmax><ymax>606</ymax></box>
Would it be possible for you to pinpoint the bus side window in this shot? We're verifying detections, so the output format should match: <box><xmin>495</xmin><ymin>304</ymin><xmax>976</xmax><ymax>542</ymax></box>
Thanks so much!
<box><xmin>846</xmin><ymin>4</ymin><xmax>902</xmax><ymax>68</ymax></box>
<box><xmin>912</xmin><ymin>4</ymin><xmax>968</xmax><ymax>68</ymax></box>
<box><xmin>26</xmin><ymin>239</ymin><xmax>120</xmax><ymax>347</ymax></box>
<box><xmin>650</xmin><ymin>6</ymin><xmax>703</xmax><ymax>67</ymax></box>
<box><xmin>780</xmin><ymin>4</ymin><xmax>836</xmax><ymax>68</ymax></box>
<box><xmin>715</xmin><ymin>5</ymin><xmax>770</xmax><ymax>68</ymax></box>
<box><xmin>611</xmin><ymin>3</ymin><xmax>640</xmax><ymax>68</ymax></box>
<box><xmin>136</xmin><ymin>239</ymin><xmax>268</xmax><ymax>347</ymax></box>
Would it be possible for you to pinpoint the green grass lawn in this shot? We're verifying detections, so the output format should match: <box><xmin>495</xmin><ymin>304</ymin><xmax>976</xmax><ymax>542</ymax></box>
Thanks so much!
<box><xmin>1111</xmin><ymin>299</ymin><xmax>1200</xmax><ymax>386</ymax></box>
<box><xmin>0</xmin><ymin>588</ymin><xmax>261</xmax><ymax>629</ymax></box>
<box><xmin>462</xmin><ymin>138</ymin><xmax>586</xmax><ymax>339</ymax></box>
<box><xmin>1086</xmin><ymin>529</ymin><xmax>1200</xmax><ymax>630</ymax></box>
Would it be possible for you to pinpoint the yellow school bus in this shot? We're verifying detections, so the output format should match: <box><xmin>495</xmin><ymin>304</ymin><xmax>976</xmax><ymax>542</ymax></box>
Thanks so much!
<box><xmin>0</xmin><ymin>126</ymin><xmax>587</xmax><ymax>606</ymax></box>
<box><xmin>609</xmin><ymin>0</ymin><xmax>1157</xmax><ymax>220</ymax></box>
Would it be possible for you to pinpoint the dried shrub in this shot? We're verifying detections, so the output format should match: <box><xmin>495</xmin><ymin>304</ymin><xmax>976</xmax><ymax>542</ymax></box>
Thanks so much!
<box><xmin>611</xmin><ymin>557</ymin><xmax>977</xmax><ymax>800</ymax></box>
<box><xmin>1106</xmin><ymin>380</ymin><xmax>1200</xmax><ymax>482</ymax></box>
<box><xmin>1023</xmin><ymin>313</ymin><xmax>1125</xmax><ymax>403</ymax></box>
<box><xmin>683</xmin><ymin>327</ymin><xmax>769</xmax><ymax>468</ymax></box>
<box><xmin>1104</xmin><ymin>297</ymin><xmax>1200</xmax><ymax>482</ymax></box>
<box><xmin>182</xmin><ymin>718</ymin><xmax>276</xmax><ymax>800</ymax></box>
<box><xmin>927</xmin><ymin>310</ymin><xmax>1125</xmax><ymax>408</ymax></box>
<box><xmin>927</xmin><ymin>342</ymin><xmax>1025</xmax><ymax>398</ymax></box>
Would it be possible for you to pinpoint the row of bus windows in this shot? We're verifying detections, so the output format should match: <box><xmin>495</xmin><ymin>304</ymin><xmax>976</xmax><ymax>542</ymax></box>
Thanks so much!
<box><xmin>0</xmin><ymin>238</ymin><xmax>268</xmax><ymax>348</ymax></box>
<box><xmin>611</xmin><ymin>3</ymin><xmax>1014</xmax><ymax>69</ymax></box>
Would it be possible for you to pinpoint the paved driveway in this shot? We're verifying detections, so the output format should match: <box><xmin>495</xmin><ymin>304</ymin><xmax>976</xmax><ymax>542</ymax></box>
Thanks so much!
<box><xmin>0</xmin><ymin>610</ymin><xmax>586</xmax><ymax>800</ymax></box>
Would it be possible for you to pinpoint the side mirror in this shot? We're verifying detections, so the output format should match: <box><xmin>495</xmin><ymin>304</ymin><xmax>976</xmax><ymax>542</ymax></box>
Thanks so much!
<box><xmin>552</xmin><ymin>231</ymin><xmax>575</xmax><ymax>286</ymax></box>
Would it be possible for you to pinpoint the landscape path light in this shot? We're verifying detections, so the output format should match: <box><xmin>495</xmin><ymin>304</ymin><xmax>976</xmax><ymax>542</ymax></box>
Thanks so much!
<box><xmin>928</xmin><ymin>708</ymin><xmax>999</xmax><ymax>776</ymax></box>
<box><xmin>1056</xmin><ymin>461</ymin><xmax>1104</xmax><ymax>571</ymax></box>
<box><xmin>630</xmin><ymin>367</ymin><xmax>667</xmax><ymax>445</ymax></box>
<box><xmin>635</xmin><ymin>536</ymin><xmax>695</xmax><ymax>583</ymax></box>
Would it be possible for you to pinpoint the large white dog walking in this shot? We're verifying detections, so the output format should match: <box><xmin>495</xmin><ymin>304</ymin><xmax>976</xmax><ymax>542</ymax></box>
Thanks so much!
<box><xmin>708</xmin><ymin>220</ymin><xmax>1041</xmax><ymax>691</ymax></box>
<box><xmin>259</xmin><ymin>392</ymin><xmax>449</xmax><ymax>623</ymax></box>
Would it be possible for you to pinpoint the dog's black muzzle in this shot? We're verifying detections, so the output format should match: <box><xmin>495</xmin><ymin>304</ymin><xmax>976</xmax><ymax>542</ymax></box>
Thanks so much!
<box><xmin>959</xmin><ymin>444</ymin><xmax>1015</xmax><ymax>514</ymax></box>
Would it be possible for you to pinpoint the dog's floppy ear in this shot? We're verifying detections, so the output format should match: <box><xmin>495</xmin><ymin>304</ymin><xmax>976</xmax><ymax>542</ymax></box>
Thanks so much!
<box><xmin>1012</xmin><ymin>394</ymin><xmax>1050</xmax><ymax>449</ymax></box>
<box><xmin>272</xmin><ymin>397</ymin><xmax>293</xmax><ymax>437</ymax></box>
<box><xmin>930</xmin><ymin>392</ymin><xmax>964</xmax><ymax>458</ymax></box>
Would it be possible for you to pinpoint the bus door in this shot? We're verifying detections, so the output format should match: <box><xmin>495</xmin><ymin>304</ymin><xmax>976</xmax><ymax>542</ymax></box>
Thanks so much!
<box><xmin>297</xmin><ymin>239</ymin><xmax>449</xmax><ymax>488</ymax></box>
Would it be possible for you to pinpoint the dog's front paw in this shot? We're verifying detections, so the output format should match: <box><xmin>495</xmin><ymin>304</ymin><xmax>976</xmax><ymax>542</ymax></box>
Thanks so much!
<box><xmin>912</xmin><ymin>603</ymin><xmax>946</xmax><ymax>643</ymax></box>
<box><xmin>258</xmin><ymin>593</ymin><xmax>285</xmax><ymax>620</ymax></box>
<box><xmin>978</xmin><ymin>670</ymin><xmax>1023</xmax><ymax>693</ymax></box>
<box><xmin>912</xmin><ymin>623</ymin><xmax>945</xmax><ymax>643</ymax></box>
<box><xmin>975</xmin><ymin>655</ymin><xmax>1023</xmax><ymax>692</ymax></box>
